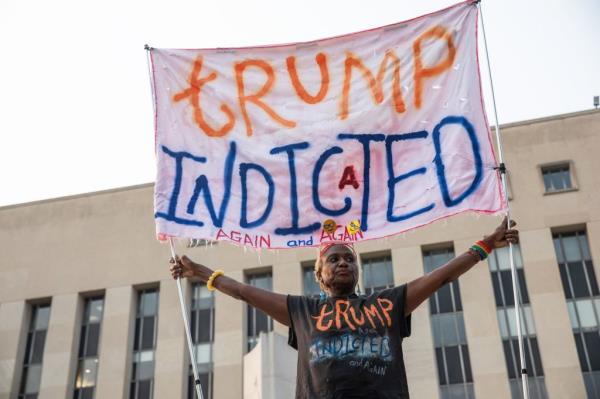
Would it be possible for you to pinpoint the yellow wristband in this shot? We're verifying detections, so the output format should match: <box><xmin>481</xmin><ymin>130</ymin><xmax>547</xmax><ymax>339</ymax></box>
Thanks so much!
<box><xmin>207</xmin><ymin>270</ymin><xmax>224</xmax><ymax>291</ymax></box>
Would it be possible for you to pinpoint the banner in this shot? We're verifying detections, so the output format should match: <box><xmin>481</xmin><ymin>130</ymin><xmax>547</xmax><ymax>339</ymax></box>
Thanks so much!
<box><xmin>150</xmin><ymin>0</ymin><xmax>505</xmax><ymax>249</ymax></box>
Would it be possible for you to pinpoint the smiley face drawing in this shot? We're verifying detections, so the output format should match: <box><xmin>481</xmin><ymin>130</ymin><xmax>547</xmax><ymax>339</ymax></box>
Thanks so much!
<box><xmin>347</xmin><ymin>219</ymin><xmax>361</xmax><ymax>234</ymax></box>
<box><xmin>322</xmin><ymin>219</ymin><xmax>337</xmax><ymax>233</ymax></box>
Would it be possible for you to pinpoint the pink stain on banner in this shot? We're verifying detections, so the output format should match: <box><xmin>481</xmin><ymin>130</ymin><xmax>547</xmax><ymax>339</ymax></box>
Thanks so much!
<box><xmin>149</xmin><ymin>1</ymin><xmax>506</xmax><ymax>250</ymax></box>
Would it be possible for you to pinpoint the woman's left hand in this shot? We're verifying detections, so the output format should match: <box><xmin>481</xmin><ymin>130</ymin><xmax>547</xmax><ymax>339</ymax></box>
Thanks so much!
<box><xmin>483</xmin><ymin>216</ymin><xmax>519</xmax><ymax>249</ymax></box>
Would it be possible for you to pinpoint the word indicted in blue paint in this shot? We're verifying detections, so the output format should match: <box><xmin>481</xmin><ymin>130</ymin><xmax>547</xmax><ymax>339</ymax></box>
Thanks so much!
<box><xmin>155</xmin><ymin>115</ymin><xmax>483</xmax><ymax>240</ymax></box>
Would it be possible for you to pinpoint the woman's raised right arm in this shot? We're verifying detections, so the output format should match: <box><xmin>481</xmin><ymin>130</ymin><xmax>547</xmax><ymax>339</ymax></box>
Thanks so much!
<box><xmin>170</xmin><ymin>255</ymin><xmax>291</xmax><ymax>327</ymax></box>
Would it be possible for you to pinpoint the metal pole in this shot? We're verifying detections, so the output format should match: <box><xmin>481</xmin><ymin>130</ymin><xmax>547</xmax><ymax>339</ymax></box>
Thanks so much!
<box><xmin>477</xmin><ymin>4</ymin><xmax>530</xmax><ymax>399</ymax></box>
<box><xmin>169</xmin><ymin>238</ymin><xmax>205</xmax><ymax>399</ymax></box>
<box><xmin>145</xmin><ymin>46</ymin><xmax>204</xmax><ymax>399</ymax></box>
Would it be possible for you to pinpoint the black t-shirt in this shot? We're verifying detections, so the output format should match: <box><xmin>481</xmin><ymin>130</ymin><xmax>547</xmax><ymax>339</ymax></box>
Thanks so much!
<box><xmin>287</xmin><ymin>285</ymin><xmax>411</xmax><ymax>399</ymax></box>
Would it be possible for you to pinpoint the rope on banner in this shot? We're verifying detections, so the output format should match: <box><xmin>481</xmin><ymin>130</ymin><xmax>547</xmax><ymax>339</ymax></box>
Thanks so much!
<box><xmin>477</xmin><ymin>4</ymin><xmax>530</xmax><ymax>399</ymax></box>
<box><xmin>144</xmin><ymin>43</ymin><xmax>205</xmax><ymax>399</ymax></box>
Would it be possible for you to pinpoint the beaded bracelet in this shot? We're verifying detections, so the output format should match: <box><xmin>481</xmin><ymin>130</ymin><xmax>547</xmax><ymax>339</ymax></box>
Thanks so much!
<box><xmin>470</xmin><ymin>240</ymin><xmax>492</xmax><ymax>261</ymax></box>
<box><xmin>476</xmin><ymin>240</ymin><xmax>492</xmax><ymax>253</ymax></box>
<box><xmin>207</xmin><ymin>270</ymin><xmax>224</xmax><ymax>291</ymax></box>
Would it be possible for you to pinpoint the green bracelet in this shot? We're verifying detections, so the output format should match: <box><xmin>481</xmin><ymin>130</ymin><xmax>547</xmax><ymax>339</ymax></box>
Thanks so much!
<box><xmin>470</xmin><ymin>244</ymin><xmax>488</xmax><ymax>260</ymax></box>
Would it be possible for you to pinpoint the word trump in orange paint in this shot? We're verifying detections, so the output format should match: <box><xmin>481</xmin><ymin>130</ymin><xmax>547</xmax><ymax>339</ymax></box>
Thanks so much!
<box><xmin>413</xmin><ymin>25</ymin><xmax>456</xmax><ymax>109</ymax></box>
<box><xmin>172</xmin><ymin>25</ymin><xmax>456</xmax><ymax>138</ymax></box>
<box><xmin>172</xmin><ymin>57</ymin><xmax>235</xmax><ymax>137</ymax></box>
<box><xmin>340</xmin><ymin>49</ymin><xmax>406</xmax><ymax>120</ymax></box>
<box><xmin>312</xmin><ymin>297</ymin><xmax>394</xmax><ymax>331</ymax></box>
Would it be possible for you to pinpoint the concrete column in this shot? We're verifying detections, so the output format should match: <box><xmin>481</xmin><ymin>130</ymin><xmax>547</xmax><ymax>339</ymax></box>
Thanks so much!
<box><xmin>521</xmin><ymin>228</ymin><xmax>586</xmax><ymax>398</ymax></box>
<box><xmin>154</xmin><ymin>279</ymin><xmax>187</xmax><ymax>399</ymax></box>
<box><xmin>392</xmin><ymin>246</ymin><xmax>439</xmax><ymax>399</ymax></box>
<box><xmin>243</xmin><ymin>332</ymin><xmax>297</xmax><ymax>399</ymax></box>
<box><xmin>0</xmin><ymin>301</ymin><xmax>28</xmax><ymax>399</ymax></box>
<box><xmin>38</xmin><ymin>293</ymin><xmax>80</xmax><ymax>399</ymax></box>
<box><xmin>95</xmin><ymin>286</ymin><xmax>135</xmax><ymax>399</ymax></box>
<box><xmin>272</xmin><ymin>261</ymin><xmax>302</xmax><ymax>336</ymax></box>
<box><xmin>456</xmin><ymin>238</ymin><xmax>511</xmax><ymax>399</ymax></box>
<box><xmin>213</xmin><ymin>270</ymin><xmax>244</xmax><ymax>399</ymax></box>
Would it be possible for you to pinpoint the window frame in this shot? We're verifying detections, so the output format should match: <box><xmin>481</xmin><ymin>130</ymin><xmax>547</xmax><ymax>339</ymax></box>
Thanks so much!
<box><xmin>539</xmin><ymin>160</ymin><xmax>578</xmax><ymax>195</ymax></box>
<box><xmin>301</xmin><ymin>261</ymin><xmax>320</xmax><ymax>297</ymax></box>
<box><xmin>245</xmin><ymin>270</ymin><xmax>274</xmax><ymax>352</ymax></box>
<box><xmin>129</xmin><ymin>288</ymin><xmax>159</xmax><ymax>399</ymax></box>
<box><xmin>361</xmin><ymin>253</ymin><xmax>394</xmax><ymax>295</ymax></box>
<box><xmin>18</xmin><ymin>301</ymin><xmax>51</xmax><ymax>399</ymax></box>
<box><xmin>188</xmin><ymin>283</ymin><xmax>215</xmax><ymax>399</ymax></box>
<box><xmin>422</xmin><ymin>246</ymin><xmax>475</xmax><ymax>394</ymax></box>
<box><xmin>553</xmin><ymin>229</ymin><xmax>600</xmax><ymax>398</ymax></box>
<box><xmin>73</xmin><ymin>295</ymin><xmax>105</xmax><ymax>399</ymax></box>
<box><xmin>488</xmin><ymin>244</ymin><xmax>548</xmax><ymax>397</ymax></box>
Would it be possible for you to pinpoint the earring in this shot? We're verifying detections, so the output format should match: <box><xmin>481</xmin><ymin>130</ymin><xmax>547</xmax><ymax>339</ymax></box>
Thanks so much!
<box><xmin>357</xmin><ymin>284</ymin><xmax>362</xmax><ymax>296</ymax></box>
<box><xmin>319</xmin><ymin>290</ymin><xmax>326</xmax><ymax>301</ymax></box>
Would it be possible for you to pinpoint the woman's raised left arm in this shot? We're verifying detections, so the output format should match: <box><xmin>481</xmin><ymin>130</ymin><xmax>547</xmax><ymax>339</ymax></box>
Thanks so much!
<box><xmin>404</xmin><ymin>217</ymin><xmax>519</xmax><ymax>316</ymax></box>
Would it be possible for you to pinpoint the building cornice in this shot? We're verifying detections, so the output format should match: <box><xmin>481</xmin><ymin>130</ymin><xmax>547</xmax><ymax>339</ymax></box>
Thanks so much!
<box><xmin>499</xmin><ymin>108</ymin><xmax>600</xmax><ymax>130</ymax></box>
<box><xmin>0</xmin><ymin>182</ymin><xmax>154</xmax><ymax>211</ymax></box>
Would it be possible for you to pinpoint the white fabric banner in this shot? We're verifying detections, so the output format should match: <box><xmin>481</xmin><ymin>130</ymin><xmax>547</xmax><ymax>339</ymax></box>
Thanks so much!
<box><xmin>151</xmin><ymin>0</ymin><xmax>506</xmax><ymax>249</ymax></box>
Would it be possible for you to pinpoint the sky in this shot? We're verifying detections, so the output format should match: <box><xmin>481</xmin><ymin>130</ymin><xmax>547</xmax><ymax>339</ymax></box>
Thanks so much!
<box><xmin>0</xmin><ymin>0</ymin><xmax>598</xmax><ymax>207</ymax></box>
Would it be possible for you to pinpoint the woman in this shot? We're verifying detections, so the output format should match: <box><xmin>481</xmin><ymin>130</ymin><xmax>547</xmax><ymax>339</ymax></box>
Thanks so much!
<box><xmin>170</xmin><ymin>217</ymin><xmax>518</xmax><ymax>398</ymax></box>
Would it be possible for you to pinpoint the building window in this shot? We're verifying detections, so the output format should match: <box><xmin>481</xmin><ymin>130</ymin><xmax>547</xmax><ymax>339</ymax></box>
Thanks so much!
<box><xmin>541</xmin><ymin>162</ymin><xmax>574</xmax><ymax>193</ymax></box>
<box><xmin>553</xmin><ymin>230</ymin><xmax>600</xmax><ymax>398</ymax></box>
<box><xmin>302</xmin><ymin>262</ymin><xmax>320</xmax><ymax>296</ymax></box>
<box><xmin>246</xmin><ymin>271</ymin><xmax>273</xmax><ymax>352</ymax></box>
<box><xmin>18</xmin><ymin>302</ymin><xmax>51</xmax><ymax>399</ymax></box>
<box><xmin>130</xmin><ymin>289</ymin><xmax>159</xmax><ymax>399</ymax></box>
<box><xmin>488</xmin><ymin>245</ymin><xmax>548</xmax><ymax>398</ymax></box>
<box><xmin>187</xmin><ymin>283</ymin><xmax>214</xmax><ymax>399</ymax></box>
<box><xmin>423</xmin><ymin>247</ymin><xmax>475</xmax><ymax>399</ymax></box>
<box><xmin>74</xmin><ymin>296</ymin><xmax>104</xmax><ymax>399</ymax></box>
<box><xmin>362</xmin><ymin>254</ymin><xmax>394</xmax><ymax>295</ymax></box>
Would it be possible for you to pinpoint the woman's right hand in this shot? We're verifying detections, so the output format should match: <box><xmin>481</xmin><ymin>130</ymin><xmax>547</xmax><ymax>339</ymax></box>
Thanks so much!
<box><xmin>169</xmin><ymin>255</ymin><xmax>210</xmax><ymax>280</ymax></box>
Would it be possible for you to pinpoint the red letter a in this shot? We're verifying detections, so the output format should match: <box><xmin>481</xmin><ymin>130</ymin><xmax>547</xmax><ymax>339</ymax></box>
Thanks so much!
<box><xmin>338</xmin><ymin>166</ymin><xmax>360</xmax><ymax>190</ymax></box>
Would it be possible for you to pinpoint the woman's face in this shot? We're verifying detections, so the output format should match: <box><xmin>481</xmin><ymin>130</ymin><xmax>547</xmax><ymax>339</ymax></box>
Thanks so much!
<box><xmin>318</xmin><ymin>245</ymin><xmax>359</xmax><ymax>296</ymax></box>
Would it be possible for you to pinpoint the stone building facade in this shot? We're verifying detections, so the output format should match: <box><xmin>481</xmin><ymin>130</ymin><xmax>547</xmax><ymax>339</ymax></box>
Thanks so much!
<box><xmin>1</xmin><ymin>109</ymin><xmax>599</xmax><ymax>399</ymax></box>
